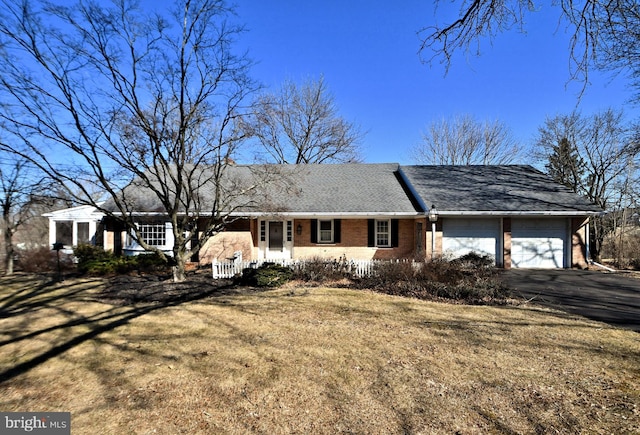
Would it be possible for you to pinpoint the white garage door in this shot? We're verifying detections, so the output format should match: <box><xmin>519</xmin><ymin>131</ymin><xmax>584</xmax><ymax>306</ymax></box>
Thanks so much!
<box><xmin>442</xmin><ymin>218</ymin><xmax>500</xmax><ymax>264</ymax></box>
<box><xmin>511</xmin><ymin>219</ymin><xmax>567</xmax><ymax>268</ymax></box>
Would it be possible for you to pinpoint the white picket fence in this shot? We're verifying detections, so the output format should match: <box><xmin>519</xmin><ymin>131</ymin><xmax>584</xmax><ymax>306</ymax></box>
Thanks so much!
<box><xmin>212</xmin><ymin>258</ymin><xmax>413</xmax><ymax>279</ymax></box>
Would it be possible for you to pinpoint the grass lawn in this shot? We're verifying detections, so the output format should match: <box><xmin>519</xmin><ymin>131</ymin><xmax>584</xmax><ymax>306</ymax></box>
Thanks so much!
<box><xmin>0</xmin><ymin>274</ymin><xmax>639</xmax><ymax>434</ymax></box>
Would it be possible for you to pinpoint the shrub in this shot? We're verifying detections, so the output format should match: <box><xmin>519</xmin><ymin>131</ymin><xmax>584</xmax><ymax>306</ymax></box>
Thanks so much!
<box><xmin>451</xmin><ymin>252</ymin><xmax>495</xmax><ymax>269</ymax></box>
<box><xmin>15</xmin><ymin>246</ymin><xmax>75</xmax><ymax>273</ymax></box>
<box><xmin>74</xmin><ymin>244</ymin><xmax>111</xmax><ymax>264</ymax></box>
<box><xmin>352</xmin><ymin>256</ymin><xmax>510</xmax><ymax>305</ymax></box>
<box><xmin>239</xmin><ymin>262</ymin><xmax>293</xmax><ymax>287</ymax></box>
<box><xmin>75</xmin><ymin>244</ymin><xmax>114</xmax><ymax>273</ymax></box>
<box><xmin>134</xmin><ymin>252</ymin><xmax>169</xmax><ymax>273</ymax></box>
<box><xmin>74</xmin><ymin>245</ymin><xmax>169</xmax><ymax>276</ymax></box>
<box><xmin>292</xmin><ymin>256</ymin><xmax>353</xmax><ymax>282</ymax></box>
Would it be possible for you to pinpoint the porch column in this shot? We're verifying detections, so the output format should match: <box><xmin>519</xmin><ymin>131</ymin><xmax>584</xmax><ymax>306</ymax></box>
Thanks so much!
<box><xmin>48</xmin><ymin>219</ymin><xmax>56</xmax><ymax>248</ymax></box>
<box><xmin>72</xmin><ymin>221</ymin><xmax>78</xmax><ymax>247</ymax></box>
<box><xmin>89</xmin><ymin>221</ymin><xmax>97</xmax><ymax>245</ymax></box>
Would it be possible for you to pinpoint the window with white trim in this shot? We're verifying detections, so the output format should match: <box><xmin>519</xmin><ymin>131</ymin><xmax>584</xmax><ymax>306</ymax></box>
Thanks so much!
<box><xmin>139</xmin><ymin>223</ymin><xmax>166</xmax><ymax>247</ymax></box>
<box><xmin>319</xmin><ymin>219</ymin><xmax>334</xmax><ymax>243</ymax></box>
<box><xmin>376</xmin><ymin>219</ymin><xmax>390</xmax><ymax>247</ymax></box>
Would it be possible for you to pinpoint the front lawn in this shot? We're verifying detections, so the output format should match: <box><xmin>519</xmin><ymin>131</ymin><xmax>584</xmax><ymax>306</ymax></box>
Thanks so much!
<box><xmin>0</xmin><ymin>274</ymin><xmax>638</xmax><ymax>434</ymax></box>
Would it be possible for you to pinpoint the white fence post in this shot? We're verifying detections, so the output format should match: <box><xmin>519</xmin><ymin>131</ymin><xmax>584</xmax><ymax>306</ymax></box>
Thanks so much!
<box><xmin>211</xmin><ymin>258</ymin><xmax>396</xmax><ymax>280</ymax></box>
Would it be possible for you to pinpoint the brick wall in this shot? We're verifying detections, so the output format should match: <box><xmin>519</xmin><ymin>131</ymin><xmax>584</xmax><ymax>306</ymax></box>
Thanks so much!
<box><xmin>503</xmin><ymin>217</ymin><xmax>512</xmax><ymax>269</ymax></box>
<box><xmin>293</xmin><ymin>218</ymin><xmax>417</xmax><ymax>260</ymax></box>
<box><xmin>199</xmin><ymin>231</ymin><xmax>255</xmax><ymax>264</ymax></box>
<box><xmin>571</xmin><ymin>217</ymin><xmax>589</xmax><ymax>268</ymax></box>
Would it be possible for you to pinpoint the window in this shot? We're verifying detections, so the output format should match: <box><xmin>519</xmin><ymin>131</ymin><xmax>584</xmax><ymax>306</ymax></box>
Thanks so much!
<box><xmin>376</xmin><ymin>219</ymin><xmax>390</xmax><ymax>247</ymax></box>
<box><xmin>286</xmin><ymin>221</ymin><xmax>293</xmax><ymax>242</ymax></box>
<box><xmin>55</xmin><ymin>221</ymin><xmax>73</xmax><ymax>246</ymax></box>
<box><xmin>139</xmin><ymin>223</ymin><xmax>166</xmax><ymax>247</ymax></box>
<box><xmin>311</xmin><ymin>219</ymin><xmax>340</xmax><ymax>244</ymax></box>
<box><xmin>319</xmin><ymin>220</ymin><xmax>333</xmax><ymax>243</ymax></box>
<box><xmin>260</xmin><ymin>221</ymin><xmax>266</xmax><ymax>242</ymax></box>
<box><xmin>77</xmin><ymin>222</ymin><xmax>90</xmax><ymax>244</ymax></box>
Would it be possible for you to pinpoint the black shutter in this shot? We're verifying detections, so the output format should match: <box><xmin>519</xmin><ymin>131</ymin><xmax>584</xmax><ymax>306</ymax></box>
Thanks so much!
<box><xmin>391</xmin><ymin>219</ymin><xmax>399</xmax><ymax>247</ymax></box>
<box><xmin>367</xmin><ymin>219</ymin><xmax>375</xmax><ymax>247</ymax></box>
<box><xmin>334</xmin><ymin>219</ymin><xmax>341</xmax><ymax>243</ymax></box>
<box><xmin>311</xmin><ymin>219</ymin><xmax>318</xmax><ymax>243</ymax></box>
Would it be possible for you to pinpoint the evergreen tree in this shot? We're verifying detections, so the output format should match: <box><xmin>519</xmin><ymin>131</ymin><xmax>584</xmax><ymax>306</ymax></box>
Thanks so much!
<box><xmin>545</xmin><ymin>137</ymin><xmax>585</xmax><ymax>193</ymax></box>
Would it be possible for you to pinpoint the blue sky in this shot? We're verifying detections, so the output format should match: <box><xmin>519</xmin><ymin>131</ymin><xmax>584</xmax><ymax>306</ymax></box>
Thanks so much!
<box><xmin>235</xmin><ymin>0</ymin><xmax>638</xmax><ymax>164</ymax></box>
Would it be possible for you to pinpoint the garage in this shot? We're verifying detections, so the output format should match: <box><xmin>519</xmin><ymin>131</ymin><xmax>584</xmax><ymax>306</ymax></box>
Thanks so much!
<box><xmin>511</xmin><ymin>218</ymin><xmax>567</xmax><ymax>268</ymax></box>
<box><xmin>442</xmin><ymin>218</ymin><xmax>501</xmax><ymax>265</ymax></box>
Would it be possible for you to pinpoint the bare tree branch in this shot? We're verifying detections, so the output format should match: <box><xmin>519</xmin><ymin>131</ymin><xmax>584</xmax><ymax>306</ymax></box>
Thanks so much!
<box><xmin>534</xmin><ymin>108</ymin><xmax>636</xmax><ymax>259</ymax></box>
<box><xmin>419</xmin><ymin>1</ymin><xmax>640</xmax><ymax>98</ymax></box>
<box><xmin>0</xmin><ymin>0</ymin><xmax>260</xmax><ymax>281</ymax></box>
<box><xmin>245</xmin><ymin>76</ymin><xmax>364</xmax><ymax>164</ymax></box>
<box><xmin>412</xmin><ymin>114</ymin><xmax>522</xmax><ymax>165</ymax></box>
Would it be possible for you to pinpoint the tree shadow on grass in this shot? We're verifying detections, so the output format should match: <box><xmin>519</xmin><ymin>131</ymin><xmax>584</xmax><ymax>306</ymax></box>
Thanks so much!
<box><xmin>0</xmin><ymin>273</ymin><xmax>258</xmax><ymax>384</ymax></box>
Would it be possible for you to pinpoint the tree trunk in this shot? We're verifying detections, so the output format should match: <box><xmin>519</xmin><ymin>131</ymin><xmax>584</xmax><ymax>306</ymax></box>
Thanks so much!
<box><xmin>172</xmin><ymin>253</ymin><xmax>187</xmax><ymax>283</ymax></box>
<box><xmin>3</xmin><ymin>227</ymin><xmax>14</xmax><ymax>276</ymax></box>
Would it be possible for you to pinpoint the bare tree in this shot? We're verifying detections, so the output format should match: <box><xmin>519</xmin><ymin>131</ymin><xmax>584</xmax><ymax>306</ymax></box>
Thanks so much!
<box><xmin>534</xmin><ymin>108</ymin><xmax>636</xmax><ymax>260</ymax></box>
<box><xmin>246</xmin><ymin>76</ymin><xmax>364</xmax><ymax>164</ymax></box>
<box><xmin>419</xmin><ymin>1</ymin><xmax>640</xmax><ymax>98</ymax></box>
<box><xmin>0</xmin><ymin>0</ymin><xmax>261</xmax><ymax>281</ymax></box>
<box><xmin>412</xmin><ymin>114</ymin><xmax>521</xmax><ymax>165</ymax></box>
<box><xmin>0</xmin><ymin>155</ymin><xmax>49</xmax><ymax>275</ymax></box>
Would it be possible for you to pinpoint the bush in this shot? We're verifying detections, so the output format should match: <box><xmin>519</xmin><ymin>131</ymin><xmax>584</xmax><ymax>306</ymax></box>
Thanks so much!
<box><xmin>239</xmin><ymin>262</ymin><xmax>293</xmax><ymax>287</ymax></box>
<box><xmin>15</xmin><ymin>246</ymin><xmax>75</xmax><ymax>273</ymax></box>
<box><xmin>352</xmin><ymin>256</ymin><xmax>510</xmax><ymax>305</ymax></box>
<box><xmin>133</xmin><ymin>252</ymin><xmax>169</xmax><ymax>273</ymax></box>
<box><xmin>292</xmin><ymin>256</ymin><xmax>353</xmax><ymax>282</ymax></box>
<box><xmin>74</xmin><ymin>245</ymin><xmax>169</xmax><ymax>276</ymax></box>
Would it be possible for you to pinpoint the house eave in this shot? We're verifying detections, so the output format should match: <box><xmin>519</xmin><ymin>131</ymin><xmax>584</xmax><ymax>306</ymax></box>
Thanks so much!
<box><xmin>109</xmin><ymin>211</ymin><xmax>423</xmax><ymax>219</ymax></box>
<box><xmin>436</xmin><ymin>210</ymin><xmax>603</xmax><ymax>216</ymax></box>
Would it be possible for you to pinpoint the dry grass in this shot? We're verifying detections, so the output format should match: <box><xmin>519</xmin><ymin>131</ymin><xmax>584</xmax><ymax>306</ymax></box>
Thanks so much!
<box><xmin>1</xmin><ymin>274</ymin><xmax>639</xmax><ymax>434</ymax></box>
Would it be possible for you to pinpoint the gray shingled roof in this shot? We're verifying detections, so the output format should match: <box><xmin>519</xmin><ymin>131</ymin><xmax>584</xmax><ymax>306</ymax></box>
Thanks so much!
<box><xmin>104</xmin><ymin>163</ymin><xmax>422</xmax><ymax>216</ymax></box>
<box><xmin>399</xmin><ymin>165</ymin><xmax>602</xmax><ymax>214</ymax></box>
<box><xmin>268</xmin><ymin>163</ymin><xmax>421</xmax><ymax>214</ymax></box>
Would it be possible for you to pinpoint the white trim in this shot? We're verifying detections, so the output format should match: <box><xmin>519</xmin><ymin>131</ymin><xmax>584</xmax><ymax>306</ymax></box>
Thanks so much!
<box><xmin>375</xmin><ymin>219</ymin><xmax>391</xmax><ymax>248</ymax></box>
<box><xmin>109</xmin><ymin>210</ymin><xmax>599</xmax><ymax>218</ymax></box>
<box><xmin>43</xmin><ymin>203</ymin><xmax>104</xmax><ymax>219</ymax></box>
<box><xmin>318</xmin><ymin>219</ymin><xmax>335</xmax><ymax>243</ymax></box>
<box><xmin>109</xmin><ymin>211</ymin><xmax>423</xmax><ymax>218</ymax></box>
<box><xmin>258</xmin><ymin>219</ymin><xmax>293</xmax><ymax>260</ymax></box>
<box><xmin>437</xmin><ymin>210</ymin><xmax>601</xmax><ymax>216</ymax></box>
<box><xmin>124</xmin><ymin>221</ymin><xmax>173</xmax><ymax>254</ymax></box>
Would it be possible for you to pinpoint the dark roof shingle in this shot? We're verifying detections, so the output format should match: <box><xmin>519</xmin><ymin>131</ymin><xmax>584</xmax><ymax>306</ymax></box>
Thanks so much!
<box><xmin>400</xmin><ymin>165</ymin><xmax>602</xmax><ymax>214</ymax></box>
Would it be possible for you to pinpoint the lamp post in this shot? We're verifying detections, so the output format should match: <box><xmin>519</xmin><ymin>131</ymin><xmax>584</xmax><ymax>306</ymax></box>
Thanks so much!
<box><xmin>428</xmin><ymin>205</ymin><xmax>438</xmax><ymax>260</ymax></box>
<box><xmin>52</xmin><ymin>242</ymin><xmax>64</xmax><ymax>281</ymax></box>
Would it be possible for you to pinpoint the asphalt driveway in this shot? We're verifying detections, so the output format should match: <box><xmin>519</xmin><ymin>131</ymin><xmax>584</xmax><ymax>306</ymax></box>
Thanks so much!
<box><xmin>502</xmin><ymin>269</ymin><xmax>640</xmax><ymax>332</ymax></box>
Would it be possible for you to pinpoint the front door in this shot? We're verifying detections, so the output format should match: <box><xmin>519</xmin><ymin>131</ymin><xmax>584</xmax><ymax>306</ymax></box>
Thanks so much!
<box><xmin>269</xmin><ymin>221</ymin><xmax>283</xmax><ymax>252</ymax></box>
